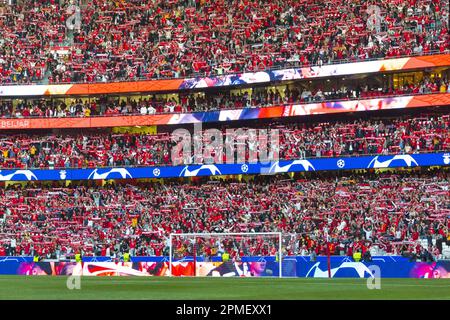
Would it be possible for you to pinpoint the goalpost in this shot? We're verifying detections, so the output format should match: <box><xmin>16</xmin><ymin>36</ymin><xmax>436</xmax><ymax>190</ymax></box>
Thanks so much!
<box><xmin>169</xmin><ymin>232</ymin><xmax>283</xmax><ymax>278</ymax></box>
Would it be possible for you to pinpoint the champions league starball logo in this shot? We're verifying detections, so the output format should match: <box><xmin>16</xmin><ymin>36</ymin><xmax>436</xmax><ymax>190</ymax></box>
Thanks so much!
<box><xmin>337</xmin><ymin>159</ymin><xmax>345</xmax><ymax>169</ymax></box>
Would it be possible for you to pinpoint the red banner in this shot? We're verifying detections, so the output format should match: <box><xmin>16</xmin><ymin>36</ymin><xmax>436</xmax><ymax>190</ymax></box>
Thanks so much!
<box><xmin>0</xmin><ymin>93</ymin><xmax>448</xmax><ymax>130</ymax></box>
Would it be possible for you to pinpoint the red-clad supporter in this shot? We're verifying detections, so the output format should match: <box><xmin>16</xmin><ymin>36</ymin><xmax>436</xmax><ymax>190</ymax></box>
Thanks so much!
<box><xmin>0</xmin><ymin>0</ymin><xmax>448</xmax><ymax>84</ymax></box>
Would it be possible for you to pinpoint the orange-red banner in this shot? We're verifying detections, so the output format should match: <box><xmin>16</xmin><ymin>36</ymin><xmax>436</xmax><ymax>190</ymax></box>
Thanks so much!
<box><xmin>1</xmin><ymin>54</ymin><xmax>450</xmax><ymax>97</ymax></box>
<box><xmin>0</xmin><ymin>93</ymin><xmax>448</xmax><ymax>130</ymax></box>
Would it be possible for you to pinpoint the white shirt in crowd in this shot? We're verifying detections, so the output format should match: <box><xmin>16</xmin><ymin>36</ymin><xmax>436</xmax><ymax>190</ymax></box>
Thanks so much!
<box><xmin>364</xmin><ymin>228</ymin><xmax>372</xmax><ymax>240</ymax></box>
<box><xmin>147</xmin><ymin>106</ymin><xmax>156</xmax><ymax>115</ymax></box>
<box><xmin>337</xmin><ymin>221</ymin><xmax>346</xmax><ymax>232</ymax></box>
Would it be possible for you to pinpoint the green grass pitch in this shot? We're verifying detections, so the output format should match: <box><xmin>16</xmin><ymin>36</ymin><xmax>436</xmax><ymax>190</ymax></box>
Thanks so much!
<box><xmin>0</xmin><ymin>277</ymin><xmax>449</xmax><ymax>300</ymax></box>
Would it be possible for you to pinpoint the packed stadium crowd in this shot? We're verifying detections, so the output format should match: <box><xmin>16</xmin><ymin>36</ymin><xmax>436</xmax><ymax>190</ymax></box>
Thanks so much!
<box><xmin>0</xmin><ymin>112</ymin><xmax>447</xmax><ymax>169</ymax></box>
<box><xmin>1</xmin><ymin>74</ymin><xmax>449</xmax><ymax>118</ymax></box>
<box><xmin>0</xmin><ymin>0</ymin><xmax>448</xmax><ymax>84</ymax></box>
<box><xmin>0</xmin><ymin>171</ymin><xmax>448</xmax><ymax>259</ymax></box>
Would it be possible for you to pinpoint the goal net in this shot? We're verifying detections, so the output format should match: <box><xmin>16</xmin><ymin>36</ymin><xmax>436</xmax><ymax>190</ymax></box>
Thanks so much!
<box><xmin>169</xmin><ymin>232</ymin><xmax>293</xmax><ymax>277</ymax></box>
